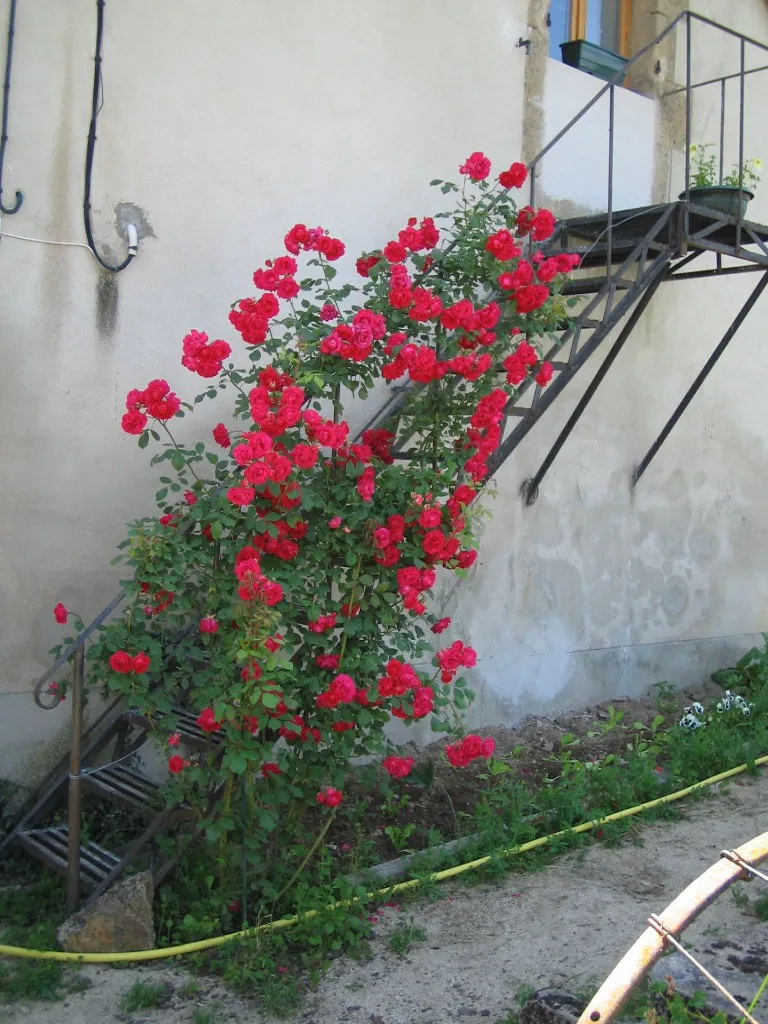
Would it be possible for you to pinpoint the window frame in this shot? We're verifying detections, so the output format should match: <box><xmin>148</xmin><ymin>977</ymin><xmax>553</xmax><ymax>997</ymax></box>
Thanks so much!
<box><xmin>567</xmin><ymin>0</ymin><xmax>633</xmax><ymax>58</ymax></box>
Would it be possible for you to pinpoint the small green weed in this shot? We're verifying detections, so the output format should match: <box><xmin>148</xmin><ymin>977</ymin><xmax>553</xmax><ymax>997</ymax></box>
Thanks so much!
<box><xmin>731</xmin><ymin>883</ymin><xmax>750</xmax><ymax>909</ymax></box>
<box><xmin>755</xmin><ymin>891</ymin><xmax>768</xmax><ymax>921</ymax></box>
<box><xmin>120</xmin><ymin>980</ymin><xmax>171</xmax><ymax>1012</ymax></box>
<box><xmin>383</xmin><ymin>822</ymin><xmax>416</xmax><ymax>853</ymax></box>
<box><xmin>193</xmin><ymin>1005</ymin><xmax>221</xmax><ymax>1024</ymax></box>
<box><xmin>387</xmin><ymin>919</ymin><xmax>427</xmax><ymax>956</ymax></box>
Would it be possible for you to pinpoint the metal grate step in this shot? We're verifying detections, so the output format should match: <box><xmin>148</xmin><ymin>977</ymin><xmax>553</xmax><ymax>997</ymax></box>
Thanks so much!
<box><xmin>18</xmin><ymin>825</ymin><xmax>120</xmax><ymax>892</ymax></box>
<box><xmin>81</xmin><ymin>764</ymin><xmax>161</xmax><ymax>815</ymax></box>
<box><xmin>127</xmin><ymin>705</ymin><xmax>224</xmax><ymax>750</ymax></box>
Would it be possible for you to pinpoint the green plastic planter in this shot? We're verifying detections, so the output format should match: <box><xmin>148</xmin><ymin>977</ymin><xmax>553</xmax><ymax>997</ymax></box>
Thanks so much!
<box><xmin>560</xmin><ymin>39</ymin><xmax>628</xmax><ymax>82</ymax></box>
<box><xmin>679</xmin><ymin>185</ymin><xmax>754</xmax><ymax>219</ymax></box>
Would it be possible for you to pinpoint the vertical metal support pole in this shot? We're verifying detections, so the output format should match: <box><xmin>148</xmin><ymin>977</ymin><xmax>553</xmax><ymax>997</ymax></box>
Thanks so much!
<box><xmin>607</xmin><ymin>84</ymin><xmax>615</xmax><ymax>273</ymax></box>
<box><xmin>66</xmin><ymin>647</ymin><xmax>85</xmax><ymax>913</ymax></box>
<box><xmin>684</xmin><ymin>14</ymin><xmax>692</xmax><ymax>241</ymax></box>
<box><xmin>528</xmin><ymin>165</ymin><xmax>537</xmax><ymax>261</ymax></box>
<box><xmin>0</xmin><ymin>0</ymin><xmax>23</xmax><ymax>214</ymax></box>
<box><xmin>719</xmin><ymin>77</ymin><xmax>726</xmax><ymax>184</ymax></box>
<box><xmin>737</xmin><ymin>37</ymin><xmax>746</xmax><ymax>250</ymax></box>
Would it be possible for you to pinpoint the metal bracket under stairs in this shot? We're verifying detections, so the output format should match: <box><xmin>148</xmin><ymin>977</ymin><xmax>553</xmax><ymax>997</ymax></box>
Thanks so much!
<box><xmin>631</xmin><ymin>269</ymin><xmax>768</xmax><ymax>488</ymax></box>
<box><xmin>485</xmin><ymin>204</ymin><xmax>678</xmax><ymax>480</ymax></box>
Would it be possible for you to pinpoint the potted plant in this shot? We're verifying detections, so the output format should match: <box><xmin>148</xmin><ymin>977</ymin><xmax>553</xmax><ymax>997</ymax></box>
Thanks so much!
<box><xmin>560</xmin><ymin>39</ymin><xmax>629</xmax><ymax>83</ymax></box>
<box><xmin>681</xmin><ymin>143</ymin><xmax>762</xmax><ymax>217</ymax></box>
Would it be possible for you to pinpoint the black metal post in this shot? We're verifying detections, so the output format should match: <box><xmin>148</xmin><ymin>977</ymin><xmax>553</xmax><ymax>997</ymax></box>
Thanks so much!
<box><xmin>719</xmin><ymin>77</ymin><xmax>726</xmax><ymax>184</ymax></box>
<box><xmin>0</xmin><ymin>0</ymin><xmax>22</xmax><ymax>214</ymax></box>
<box><xmin>607</xmin><ymin>84</ymin><xmax>615</xmax><ymax>273</ymax></box>
<box><xmin>737</xmin><ymin>37</ymin><xmax>746</xmax><ymax>250</ymax></box>
<box><xmin>684</xmin><ymin>14</ymin><xmax>692</xmax><ymax>242</ymax></box>
<box><xmin>632</xmin><ymin>271</ymin><xmax>768</xmax><ymax>488</ymax></box>
<box><xmin>67</xmin><ymin>647</ymin><xmax>85</xmax><ymax>913</ymax></box>
<box><xmin>522</xmin><ymin>268</ymin><xmax>668</xmax><ymax>505</ymax></box>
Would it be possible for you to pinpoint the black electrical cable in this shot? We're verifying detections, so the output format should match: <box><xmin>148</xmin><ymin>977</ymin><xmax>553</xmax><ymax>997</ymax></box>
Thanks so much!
<box><xmin>83</xmin><ymin>0</ymin><xmax>134</xmax><ymax>272</ymax></box>
<box><xmin>0</xmin><ymin>0</ymin><xmax>23</xmax><ymax>214</ymax></box>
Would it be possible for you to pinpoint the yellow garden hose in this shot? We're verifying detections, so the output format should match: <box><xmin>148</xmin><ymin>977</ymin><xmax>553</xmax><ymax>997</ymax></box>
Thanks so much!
<box><xmin>0</xmin><ymin>753</ymin><xmax>765</xmax><ymax>964</ymax></box>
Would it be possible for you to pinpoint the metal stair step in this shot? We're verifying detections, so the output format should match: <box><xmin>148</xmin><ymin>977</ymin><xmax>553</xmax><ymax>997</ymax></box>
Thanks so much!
<box><xmin>126</xmin><ymin>705</ymin><xmax>223</xmax><ymax>749</ymax></box>
<box><xmin>17</xmin><ymin>825</ymin><xmax>120</xmax><ymax>892</ymax></box>
<box><xmin>81</xmin><ymin>764</ymin><xmax>161</xmax><ymax>815</ymax></box>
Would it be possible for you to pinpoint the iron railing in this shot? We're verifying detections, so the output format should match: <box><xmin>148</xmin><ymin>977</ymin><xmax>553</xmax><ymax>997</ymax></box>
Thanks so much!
<box><xmin>527</xmin><ymin>11</ymin><xmax>768</xmax><ymax>275</ymax></box>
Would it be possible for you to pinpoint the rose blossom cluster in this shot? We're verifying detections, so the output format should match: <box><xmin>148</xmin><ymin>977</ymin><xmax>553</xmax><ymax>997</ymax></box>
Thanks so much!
<box><xmin>383</xmin><ymin>755</ymin><xmax>415</xmax><ymax>778</ymax></box>
<box><xmin>462</xmin><ymin>389</ymin><xmax>508</xmax><ymax>482</ymax></box>
<box><xmin>371</xmin><ymin>513</ymin><xmax>406</xmax><ymax>567</ymax></box>
<box><xmin>181</xmin><ymin>330</ymin><xmax>232</xmax><ymax>378</ymax></box>
<box><xmin>396</xmin><ymin>566</ymin><xmax>436</xmax><ymax>616</ymax></box>
<box><xmin>376</xmin><ymin>658</ymin><xmax>434</xmax><ymax>721</ymax></box>
<box><xmin>355</xmin><ymin>216</ymin><xmax>439</xmax><ymax>279</ymax></box>
<box><xmin>444</xmin><ymin>733</ymin><xmax>496</xmax><ymax>767</ymax></box>
<box><xmin>503</xmin><ymin>340</ymin><xmax>553</xmax><ymax>388</ymax></box>
<box><xmin>436</xmin><ymin>640</ymin><xmax>477</xmax><ymax>683</ymax></box>
<box><xmin>315</xmin><ymin>673</ymin><xmax>358</xmax><ymax>710</ymax></box>
<box><xmin>233</xmin><ymin>550</ymin><xmax>283</xmax><ymax>606</ymax></box>
<box><xmin>121</xmin><ymin>379</ymin><xmax>181</xmax><ymax>435</ymax></box>
<box><xmin>253</xmin><ymin>255</ymin><xmax>300</xmax><ymax>299</ymax></box>
<box><xmin>320</xmin><ymin>308</ymin><xmax>387</xmax><ymax>362</ymax></box>
<box><xmin>109</xmin><ymin>650</ymin><xmax>151</xmax><ymax>675</ymax></box>
<box><xmin>284</xmin><ymin>223</ymin><xmax>345</xmax><ymax>261</ymax></box>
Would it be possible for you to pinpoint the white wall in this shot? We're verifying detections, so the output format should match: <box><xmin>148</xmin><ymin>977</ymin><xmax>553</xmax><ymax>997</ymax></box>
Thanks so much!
<box><xmin>539</xmin><ymin>59</ymin><xmax>657</xmax><ymax>213</ymax></box>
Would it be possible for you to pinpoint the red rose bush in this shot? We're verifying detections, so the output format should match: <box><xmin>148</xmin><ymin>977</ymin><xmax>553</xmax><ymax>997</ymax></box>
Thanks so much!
<box><xmin>74</xmin><ymin>152</ymin><xmax>576</xmax><ymax>898</ymax></box>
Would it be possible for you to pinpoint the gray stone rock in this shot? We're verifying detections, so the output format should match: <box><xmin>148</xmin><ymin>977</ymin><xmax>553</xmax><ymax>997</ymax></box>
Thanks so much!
<box><xmin>56</xmin><ymin>871</ymin><xmax>155</xmax><ymax>953</ymax></box>
<box><xmin>519</xmin><ymin>989</ymin><xmax>586</xmax><ymax>1024</ymax></box>
<box><xmin>650</xmin><ymin>923</ymin><xmax>768</xmax><ymax>1020</ymax></box>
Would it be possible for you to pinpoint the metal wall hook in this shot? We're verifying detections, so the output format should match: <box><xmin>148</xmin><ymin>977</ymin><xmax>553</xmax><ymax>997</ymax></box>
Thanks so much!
<box><xmin>517</xmin><ymin>37</ymin><xmax>532</xmax><ymax>56</ymax></box>
<box><xmin>0</xmin><ymin>0</ymin><xmax>23</xmax><ymax>215</ymax></box>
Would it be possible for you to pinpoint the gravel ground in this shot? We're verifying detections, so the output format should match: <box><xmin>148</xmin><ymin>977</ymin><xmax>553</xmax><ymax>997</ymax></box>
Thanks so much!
<box><xmin>4</xmin><ymin>774</ymin><xmax>767</xmax><ymax>1024</ymax></box>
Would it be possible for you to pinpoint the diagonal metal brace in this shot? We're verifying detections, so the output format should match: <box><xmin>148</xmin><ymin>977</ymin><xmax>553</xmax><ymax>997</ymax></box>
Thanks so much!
<box><xmin>521</xmin><ymin>261</ymin><xmax>670</xmax><ymax>504</ymax></box>
<box><xmin>632</xmin><ymin>270</ymin><xmax>768</xmax><ymax>488</ymax></box>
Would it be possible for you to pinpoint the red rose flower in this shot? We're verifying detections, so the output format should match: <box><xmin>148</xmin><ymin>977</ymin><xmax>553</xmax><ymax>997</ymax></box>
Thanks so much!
<box><xmin>227</xmin><ymin>486</ymin><xmax>255</xmax><ymax>507</ymax></box>
<box><xmin>261</xmin><ymin>762</ymin><xmax>281</xmax><ymax>778</ymax></box>
<box><xmin>200</xmin><ymin>617</ymin><xmax>219</xmax><ymax>634</ymax></box>
<box><xmin>109</xmin><ymin>651</ymin><xmax>133</xmax><ymax>674</ymax></box>
<box><xmin>459</xmin><ymin>151</ymin><xmax>491</xmax><ymax>181</ymax></box>
<box><xmin>431</xmin><ymin>617</ymin><xmax>451</xmax><ymax>634</ymax></box>
<box><xmin>498</xmin><ymin>162</ymin><xmax>527</xmax><ymax>189</ymax></box>
<box><xmin>121</xmin><ymin>409</ymin><xmax>148</xmax><ymax>435</ymax></box>
<box><xmin>316</xmin><ymin>787</ymin><xmax>343</xmax><ymax>807</ymax></box>
<box><xmin>168</xmin><ymin>754</ymin><xmax>186</xmax><ymax>774</ymax></box>
<box><xmin>53</xmin><ymin>603</ymin><xmax>69</xmax><ymax>625</ymax></box>
<box><xmin>212</xmin><ymin>423</ymin><xmax>231</xmax><ymax>448</ymax></box>
<box><xmin>383</xmin><ymin>755</ymin><xmax>415</xmax><ymax>779</ymax></box>
<box><xmin>131</xmin><ymin>652</ymin><xmax>151</xmax><ymax>674</ymax></box>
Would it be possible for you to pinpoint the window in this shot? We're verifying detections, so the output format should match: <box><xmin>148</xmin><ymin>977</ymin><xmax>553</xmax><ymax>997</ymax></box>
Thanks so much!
<box><xmin>548</xmin><ymin>0</ymin><xmax>632</xmax><ymax>59</ymax></box>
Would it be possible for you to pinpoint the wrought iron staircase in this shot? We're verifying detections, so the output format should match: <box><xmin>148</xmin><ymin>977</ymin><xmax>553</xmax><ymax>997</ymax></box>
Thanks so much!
<box><xmin>4</xmin><ymin>11</ymin><xmax>768</xmax><ymax>912</ymax></box>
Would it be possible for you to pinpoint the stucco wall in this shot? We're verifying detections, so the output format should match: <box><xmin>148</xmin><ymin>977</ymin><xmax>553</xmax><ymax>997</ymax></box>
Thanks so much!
<box><xmin>2</xmin><ymin>0</ymin><xmax>768</xmax><ymax>784</ymax></box>
<box><xmin>539</xmin><ymin>58</ymin><xmax>657</xmax><ymax>213</ymax></box>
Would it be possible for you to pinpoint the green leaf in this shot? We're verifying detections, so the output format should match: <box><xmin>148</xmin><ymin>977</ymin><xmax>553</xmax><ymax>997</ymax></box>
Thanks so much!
<box><xmin>210</xmin><ymin>521</ymin><xmax>224</xmax><ymax>541</ymax></box>
<box><xmin>226</xmin><ymin>752</ymin><xmax>248</xmax><ymax>775</ymax></box>
<box><xmin>138</xmin><ymin>432</ymin><xmax>149</xmax><ymax>449</ymax></box>
<box><xmin>171</xmin><ymin>452</ymin><xmax>185</xmax><ymax>472</ymax></box>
